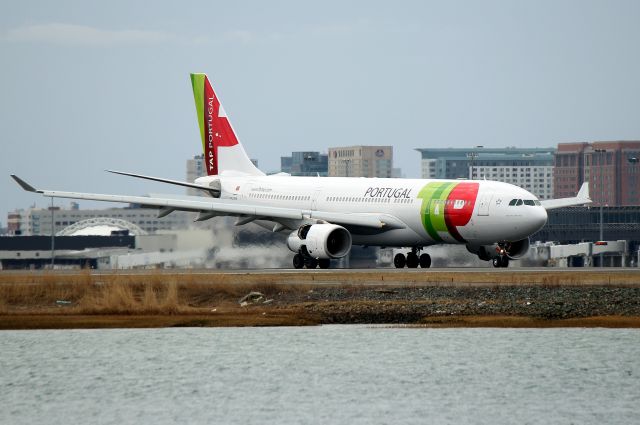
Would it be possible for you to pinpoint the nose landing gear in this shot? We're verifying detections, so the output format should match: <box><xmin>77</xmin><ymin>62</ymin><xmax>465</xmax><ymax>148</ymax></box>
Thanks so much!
<box><xmin>394</xmin><ymin>247</ymin><xmax>431</xmax><ymax>269</ymax></box>
<box><xmin>492</xmin><ymin>256</ymin><xmax>509</xmax><ymax>268</ymax></box>
<box><xmin>492</xmin><ymin>243</ymin><xmax>510</xmax><ymax>268</ymax></box>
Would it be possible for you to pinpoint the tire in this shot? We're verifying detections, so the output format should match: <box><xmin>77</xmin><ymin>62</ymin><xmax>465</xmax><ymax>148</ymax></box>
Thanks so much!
<box><xmin>306</xmin><ymin>258</ymin><xmax>318</xmax><ymax>269</ymax></box>
<box><xmin>318</xmin><ymin>258</ymin><xmax>330</xmax><ymax>269</ymax></box>
<box><xmin>293</xmin><ymin>253</ymin><xmax>305</xmax><ymax>269</ymax></box>
<box><xmin>492</xmin><ymin>257</ymin><xmax>502</xmax><ymax>268</ymax></box>
<box><xmin>500</xmin><ymin>256</ymin><xmax>509</xmax><ymax>268</ymax></box>
<box><xmin>419</xmin><ymin>253</ymin><xmax>431</xmax><ymax>268</ymax></box>
<box><xmin>406</xmin><ymin>252</ymin><xmax>419</xmax><ymax>268</ymax></box>
<box><xmin>393</xmin><ymin>253</ymin><xmax>406</xmax><ymax>268</ymax></box>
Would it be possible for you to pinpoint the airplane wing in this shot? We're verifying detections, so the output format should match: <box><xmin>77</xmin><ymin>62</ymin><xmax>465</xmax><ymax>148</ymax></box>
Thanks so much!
<box><xmin>10</xmin><ymin>175</ymin><xmax>405</xmax><ymax>231</ymax></box>
<box><xmin>541</xmin><ymin>182</ymin><xmax>591</xmax><ymax>210</ymax></box>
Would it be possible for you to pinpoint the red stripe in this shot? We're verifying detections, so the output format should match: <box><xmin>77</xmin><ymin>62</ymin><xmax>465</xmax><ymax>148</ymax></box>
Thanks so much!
<box><xmin>444</xmin><ymin>182</ymin><xmax>479</xmax><ymax>242</ymax></box>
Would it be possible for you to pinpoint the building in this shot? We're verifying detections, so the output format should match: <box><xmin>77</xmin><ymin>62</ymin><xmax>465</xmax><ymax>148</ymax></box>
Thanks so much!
<box><xmin>186</xmin><ymin>154</ymin><xmax>259</xmax><ymax>195</ymax></box>
<box><xmin>531</xmin><ymin>205</ymin><xmax>640</xmax><ymax>254</ymax></box>
<box><xmin>6</xmin><ymin>204</ymin><xmax>192</xmax><ymax>236</ymax></box>
<box><xmin>186</xmin><ymin>154</ymin><xmax>207</xmax><ymax>196</ymax></box>
<box><xmin>280</xmin><ymin>151</ymin><xmax>328</xmax><ymax>176</ymax></box>
<box><xmin>328</xmin><ymin>146</ymin><xmax>393</xmax><ymax>178</ymax></box>
<box><xmin>554</xmin><ymin>141</ymin><xmax>640</xmax><ymax>206</ymax></box>
<box><xmin>417</xmin><ymin>147</ymin><xmax>556</xmax><ymax>199</ymax></box>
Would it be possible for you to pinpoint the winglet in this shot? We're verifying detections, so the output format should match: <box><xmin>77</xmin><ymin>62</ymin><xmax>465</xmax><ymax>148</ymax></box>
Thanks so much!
<box><xmin>11</xmin><ymin>175</ymin><xmax>41</xmax><ymax>193</ymax></box>
<box><xmin>576</xmin><ymin>181</ymin><xmax>590</xmax><ymax>200</ymax></box>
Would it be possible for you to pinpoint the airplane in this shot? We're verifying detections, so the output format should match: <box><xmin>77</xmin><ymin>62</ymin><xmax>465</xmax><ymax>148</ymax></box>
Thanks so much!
<box><xmin>11</xmin><ymin>73</ymin><xmax>591</xmax><ymax>269</ymax></box>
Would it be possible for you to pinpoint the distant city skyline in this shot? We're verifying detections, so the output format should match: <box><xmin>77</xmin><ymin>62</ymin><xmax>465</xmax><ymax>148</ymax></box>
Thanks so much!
<box><xmin>2</xmin><ymin>1</ymin><xmax>640</xmax><ymax>225</ymax></box>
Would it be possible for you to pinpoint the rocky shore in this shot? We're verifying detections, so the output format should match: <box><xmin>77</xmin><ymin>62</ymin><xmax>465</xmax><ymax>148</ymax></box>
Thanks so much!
<box><xmin>1</xmin><ymin>270</ymin><xmax>639</xmax><ymax>329</ymax></box>
<box><xmin>286</xmin><ymin>285</ymin><xmax>640</xmax><ymax>325</ymax></box>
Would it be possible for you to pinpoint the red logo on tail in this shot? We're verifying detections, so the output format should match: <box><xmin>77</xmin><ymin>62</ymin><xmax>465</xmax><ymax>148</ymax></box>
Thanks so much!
<box><xmin>203</xmin><ymin>78</ymin><xmax>239</xmax><ymax>175</ymax></box>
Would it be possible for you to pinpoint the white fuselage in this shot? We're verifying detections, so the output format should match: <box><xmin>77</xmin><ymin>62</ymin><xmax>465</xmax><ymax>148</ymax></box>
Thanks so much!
<box><xmin>199</xmin><ymin>175</ymin><xmax>548</xmax><ymax>248</ymax></box>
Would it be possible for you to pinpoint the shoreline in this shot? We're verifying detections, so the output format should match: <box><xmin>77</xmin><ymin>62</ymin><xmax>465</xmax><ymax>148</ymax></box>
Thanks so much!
<box><xmin>2</xmin><ymin>270</ymin><xmax>640</xmax><ymax>329</ymax></box>
<box><xmin>3</xmin><ymin>313</ymin><xmax>640</xmax><ymax>330</ymax></box>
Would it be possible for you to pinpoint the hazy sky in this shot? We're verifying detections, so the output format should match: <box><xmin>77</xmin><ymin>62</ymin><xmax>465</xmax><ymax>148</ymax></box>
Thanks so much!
<box><xmin>2</xmin><ymin>1</ymin><xmax>640</xmax><ymax>226</ymax></box>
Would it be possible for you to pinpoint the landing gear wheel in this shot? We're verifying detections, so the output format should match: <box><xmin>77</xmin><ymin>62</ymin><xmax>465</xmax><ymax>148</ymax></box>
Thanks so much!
<box><xmin>394</xmin><ymin>253</ymin><xmax>406</xmax><ymax>268</ymax></box>
<box><xmin>318</xmin><ymin>259</ymin><xmax>330</xmax><ymax>269</ymax></box>
<box><xmin>419</xmin><ymin>253</ymin><xmax>431</xmax><ymax>268</ymax></box>
<box><xmin>406</xmin><ymin>252</ymin><xmax>419</xmax><ymax>268</ymax></box>
<box><xmin>492</xmin><ymin>257</ymin><xmax>502</xmax><ymax>268</ymax></box>
<box><xmin>293</xmin><ymin>254</ymin><xmax>305</xmax><ymax>269</ymax></box>
<box><xmin>500</xmin><ymin>256</ymin><xmax>509</xmax><ymax>268</ymax></box>
<box><xmin>305</xmin><ymin>258</ymin><xmax>318</xmax><ymax>269</ymax></box>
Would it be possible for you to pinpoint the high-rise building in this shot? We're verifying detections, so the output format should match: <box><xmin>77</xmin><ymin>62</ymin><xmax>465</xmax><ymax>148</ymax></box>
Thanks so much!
<box><xmin>280</xmin><ymin>151</ymin><xmax>328</xmax><ymax>176</ymax></box>
<box><xmin>186</xmin><ymin>154</ymin><xmax>206</xmax><ymax>196</ymax></box>
<box><xmin>328</xmin><ymin>146</ymin><xmax>393</xmax><ymax>178</ymax></box>
<box><xmin>417</xmin><ymin>147</ymin><xmax>556</xmax><ymax>199</ymax></box>
<box><xmin>554</xmin><ymin>141</ymin><xmax>640</xmax><ymax>206</ymax></box>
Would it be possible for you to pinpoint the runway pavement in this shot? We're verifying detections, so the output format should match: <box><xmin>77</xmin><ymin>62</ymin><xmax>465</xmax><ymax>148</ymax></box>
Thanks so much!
<box><xmin>1</xmin><ymin>267</ymin><xmax>639</xmax><ymax>286</ymax></box>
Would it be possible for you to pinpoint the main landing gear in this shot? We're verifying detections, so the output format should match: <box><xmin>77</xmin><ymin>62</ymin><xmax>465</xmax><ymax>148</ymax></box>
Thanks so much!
<box><xmin>293</xmin><ymin>253</ymin><xmax>330</xmax><ymax>269</ymax></box>
<box><xmin>394</xmin><ymin>247</ymin><xmax>431</xmax><ymax>269</ymax></box>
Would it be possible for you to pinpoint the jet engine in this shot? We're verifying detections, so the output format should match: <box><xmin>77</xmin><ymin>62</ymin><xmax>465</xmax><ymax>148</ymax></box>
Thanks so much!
<box><xmin>501</xmin><ymin>238</ymin><xmax>531</xmax><ymax>259</ymax></box>
<box><xmin>467</xmin><ymin>237</ymin><xmax>531</xmax><ymax>260</ymax></box>
<box><xmin>287</xmin><ymin>224</ymin><xmax>352</xmax><ymax>259</ymax></box>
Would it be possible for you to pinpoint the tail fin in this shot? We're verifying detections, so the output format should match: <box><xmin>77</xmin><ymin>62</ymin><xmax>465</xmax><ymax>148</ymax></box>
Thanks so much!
<box><xmin>190</xmin><ymin>73</ymin><xmax>264</xmax><ymax>176</ymax></box>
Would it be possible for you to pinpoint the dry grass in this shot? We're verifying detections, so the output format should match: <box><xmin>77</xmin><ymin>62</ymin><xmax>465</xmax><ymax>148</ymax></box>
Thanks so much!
<box><xmin>0</xmin><ymin>272</ymin><xmax>314</xmax><ymax>315</ymax></box>
<box><xmin>1</xmin><ymin>269</ymin><xmax>639</xmax><ymax>329</ymax></box>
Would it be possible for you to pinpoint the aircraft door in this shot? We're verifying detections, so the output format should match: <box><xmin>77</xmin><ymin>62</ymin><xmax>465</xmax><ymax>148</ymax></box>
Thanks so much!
<box><xmin>477</xmin><ymin>193</ymin><xmax>492</xmax><ymax>216</ymax></box>
<box><xmin>311</xmin><ymin>189</ymin><xmax>322</xmax><ymax>211</ymax></box>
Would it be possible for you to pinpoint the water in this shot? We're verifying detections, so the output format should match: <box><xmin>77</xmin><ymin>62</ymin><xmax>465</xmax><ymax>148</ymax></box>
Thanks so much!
<box><xmin>1</xmin><ymin>327</ymin><xmax>639</xmax><ymax>425</ymax></box>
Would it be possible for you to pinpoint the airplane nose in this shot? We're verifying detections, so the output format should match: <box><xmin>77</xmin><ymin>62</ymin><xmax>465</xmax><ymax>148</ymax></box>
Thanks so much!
<box><xmin>532</xmin><ymin>206</ymin><xmax>548</xmax><ymax>232</ymax></box>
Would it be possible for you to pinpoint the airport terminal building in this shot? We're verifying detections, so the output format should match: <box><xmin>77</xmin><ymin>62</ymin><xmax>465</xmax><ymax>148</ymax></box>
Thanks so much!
<box><xmin>417</xmin><ymin>147</ymin><xmax>556</xmax><ymax>200</ymax></box>
<box><xmin>7</xmin><ymin>203</ymin><xmax>192</xmax><ymax>236</ymax></box>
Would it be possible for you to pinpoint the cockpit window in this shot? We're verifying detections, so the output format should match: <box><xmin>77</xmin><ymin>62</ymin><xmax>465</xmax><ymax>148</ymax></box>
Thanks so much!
<box><xmin>534</xmin><ymin>200</ymin><xmax>541</xmax><ymax>206</ymax></box>
<box><xmin>523</xmin><ymin>200</ymin><xmax>535</xmax><ymax>206</ymax></box>
<box><xmin>509</xmin><ymin>199</ymin><xmax>518</xmax><ymax>206</ymax></box>
<box><xmin>515</xmin><ymin>199</ymin><xmax>523</xmax><ymax>206</ymax></box>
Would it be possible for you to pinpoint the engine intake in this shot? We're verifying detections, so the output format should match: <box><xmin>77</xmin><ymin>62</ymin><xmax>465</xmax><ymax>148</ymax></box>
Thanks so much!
<box><xmin>287</xmin><ymin>224</ymin><xmax>352</xmax><ymax>259</ymax></box>
<box><xmin>502</xmin><ymin>238</ymin><xmax>530</xmax><ymax>259</ymax></box>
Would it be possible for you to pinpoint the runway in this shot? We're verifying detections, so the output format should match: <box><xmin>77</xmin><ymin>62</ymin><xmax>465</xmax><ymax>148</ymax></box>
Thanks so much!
<box><xmin>2</xmin><ymin>267</ymin><xmax>639</xmax><ymax>287</ymax></box>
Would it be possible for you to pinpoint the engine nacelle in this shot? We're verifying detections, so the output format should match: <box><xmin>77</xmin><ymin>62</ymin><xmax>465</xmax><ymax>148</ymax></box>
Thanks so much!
<box><xmin>286</xmin><ymin>224</ymin><xmax>352</xmax><ymax>259</ymax></box>
<box><xmin>502</xmin><ymin>238</ymin><xmax>530</xmax><ymax>259</ymax></box>
<box><xmin>467</xmin><ymin>238</ymin><xmax>531</xmax><ymax>261</ymax></box>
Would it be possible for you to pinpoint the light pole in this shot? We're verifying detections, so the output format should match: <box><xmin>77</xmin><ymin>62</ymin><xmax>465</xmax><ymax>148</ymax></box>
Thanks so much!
<box><xmin>467</xmin><ymin>152</ymin><xmax>478</xmax><ymax>179</ymax></box>
<box><xmin>50</xmin><ymin>197</ymin><xmax>55</xmax><ymax>269</ymax></box>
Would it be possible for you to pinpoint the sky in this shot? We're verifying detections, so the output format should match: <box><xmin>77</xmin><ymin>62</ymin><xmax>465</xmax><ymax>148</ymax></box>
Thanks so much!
<box><xmin>2</xmin><ymin>0</ymin><xmax>640</xmax><ymax>226</ymax></box>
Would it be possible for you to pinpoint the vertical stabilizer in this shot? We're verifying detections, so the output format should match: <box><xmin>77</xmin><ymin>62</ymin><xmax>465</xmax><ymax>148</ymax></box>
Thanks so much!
<box><xmin>190</xmin><ymin>73</ymin><xmax>264</xmax><ymax>176</ymax></box>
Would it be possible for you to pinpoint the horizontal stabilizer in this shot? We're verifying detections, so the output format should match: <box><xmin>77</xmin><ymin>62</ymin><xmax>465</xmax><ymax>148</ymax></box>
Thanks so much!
<box><xmin>107</xmin><ymin>170</ymin><xmax>220</xmax><ymax>195</ymax></box>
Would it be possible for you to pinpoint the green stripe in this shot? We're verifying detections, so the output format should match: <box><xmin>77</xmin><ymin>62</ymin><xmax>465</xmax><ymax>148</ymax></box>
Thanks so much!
<box><xmin>190</xmin><ymin>73</ymin><xmax>206</xmax><ymax>154</ymax></box>
<box><xmin>430</xmin><ymin>182</ymin><xmax>456</xmax><ymax>232</ymax></box>
<box><xmin>418</xmin><ymin>182</ymin><xmax>457</xmax><ymax>242</ymax></box>
<box><xmin>418</xmin><ymin>183</ymin><xmax>446</xmax><ymax>242</ymax></box>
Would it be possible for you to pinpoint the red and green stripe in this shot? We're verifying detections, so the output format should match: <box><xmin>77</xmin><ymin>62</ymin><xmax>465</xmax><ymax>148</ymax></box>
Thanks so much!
<box><xmin>418</xmin><ymin>182</ymin><xmax>479</xmax><ymax>243</ymax></box>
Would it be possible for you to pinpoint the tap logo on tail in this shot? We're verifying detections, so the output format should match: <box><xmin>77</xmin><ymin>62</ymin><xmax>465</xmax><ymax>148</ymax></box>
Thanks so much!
<box><xmin>418</xmin><ymin>182</ymin><xmax>479</xmax><ymax>243</ymax></box>
<box><xmin>190</xmin><ymin>73</ymin><xmax>239</xmax><ymax>175</ymax></box>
